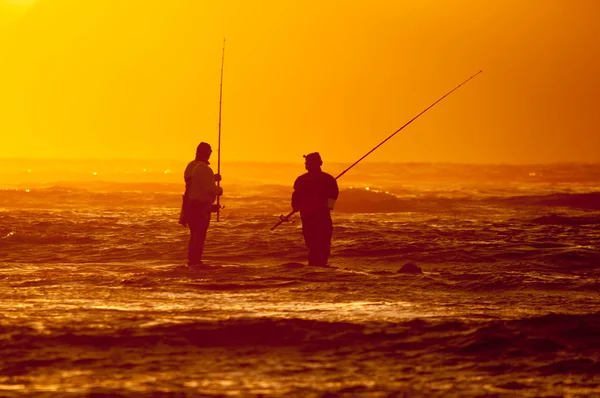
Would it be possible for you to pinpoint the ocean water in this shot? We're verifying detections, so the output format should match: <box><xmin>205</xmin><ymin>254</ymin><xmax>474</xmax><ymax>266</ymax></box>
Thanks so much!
<box><xmin>1</xmin><ymin>161</ymin><xmax>599</xmax><ymax>397</ymax></box>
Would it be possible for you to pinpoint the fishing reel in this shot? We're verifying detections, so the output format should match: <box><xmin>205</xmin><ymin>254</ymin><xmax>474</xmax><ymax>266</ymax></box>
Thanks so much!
<box><xmin>210</xmin><ymin>204</ymin><xmax>224</xmax><ymax>213</ymax></box>
<box><xmin>278</xmin><ymin>214</ymin><xmax>295</xmax><ymax>224</ymax></box>
<box><xmin>270</xmin><ymin>210</ymin><xmax>298</xmax><ymax>230</ymax></box>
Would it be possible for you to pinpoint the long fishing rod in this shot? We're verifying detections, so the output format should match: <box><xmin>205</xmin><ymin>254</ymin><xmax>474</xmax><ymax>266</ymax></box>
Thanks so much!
<box><xmin>270</xmin><ymin>70</ymin><xmax>482</xmax><ymax>231</ymax></box>
<box><xmin>216</xmin><ymin>38</ymin><xmax>225</xmax><ymax>222</ymax></box>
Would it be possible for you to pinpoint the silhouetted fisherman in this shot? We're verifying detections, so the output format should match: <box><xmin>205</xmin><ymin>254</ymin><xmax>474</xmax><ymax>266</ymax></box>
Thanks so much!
<box><xmin>179</xmin><ymin>142</ymin><xmax>222</xmax><ymax>266</ymax></box>
<box><xmin>292</xmin><ymin>153</ymin><xmax>339</xmax><ymax>267</ymax></box>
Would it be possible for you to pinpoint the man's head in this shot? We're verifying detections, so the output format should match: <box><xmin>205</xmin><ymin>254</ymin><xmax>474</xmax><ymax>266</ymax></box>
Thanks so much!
<box><xmin>196</xmin><ymin>142</ymin><xmax>212</xmax><ymax>161</ymax></box>
<box><xmin>304</xmin><ymin>152</ymin><xmax>322</xmax><ymax>172</ymax></box>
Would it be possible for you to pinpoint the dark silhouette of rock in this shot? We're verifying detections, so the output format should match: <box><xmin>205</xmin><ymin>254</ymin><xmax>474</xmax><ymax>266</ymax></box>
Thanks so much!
<box><xmin>397</xmin><ymin>263</ymin><xmax>423</xmax><ymax>274</ymax></box>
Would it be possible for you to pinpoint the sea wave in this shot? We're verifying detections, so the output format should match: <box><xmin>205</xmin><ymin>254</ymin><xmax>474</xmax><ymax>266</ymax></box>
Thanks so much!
<box><xmin>333</xmin><ymin>189</ymin><xmax>600</xmax><ymax>213</ymax></box>
<box><xmin>531</xmin><ymin>214</ymin><xmax>600</xmax><ymax>225</ymax></box>
<box><xmin>3</xmin><ymin>313</ymin><xmax>599</xmax><ymax>361</ymax></box>
<box><xmin>3</xmin><ymin>184</ymin><xmax>600</xmax><ymax>214</ymax></box>
<box><xmin>499</xmin><ymin>192</ymin><xmax>600</xmax><ymax>210</ymax></box>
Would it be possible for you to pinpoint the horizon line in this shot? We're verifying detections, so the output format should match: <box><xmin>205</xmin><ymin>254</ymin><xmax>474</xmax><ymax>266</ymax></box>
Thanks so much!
<box><xmin>1</xmin><ymin>157</ymin><xmax>600</xmax><ymax>166</ymax></box>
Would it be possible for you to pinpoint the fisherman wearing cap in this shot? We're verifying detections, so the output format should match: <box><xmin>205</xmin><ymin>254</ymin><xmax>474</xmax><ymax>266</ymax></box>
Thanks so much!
<box><xmin>179</xmin><ymin>142</ymin><xmax>223</xmax><ymax>266</ymax></box>
<box><xmin>291</xmin><ymin>152</ymin><xmax>339</xmax><ymax>267</ymax></box>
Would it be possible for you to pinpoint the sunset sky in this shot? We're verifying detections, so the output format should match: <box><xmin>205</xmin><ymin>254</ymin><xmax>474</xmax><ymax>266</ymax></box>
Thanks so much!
<box><xmin>1</xmin><ymin>0</ymin><xmax>598</xmax><ymax>163</ymax></box>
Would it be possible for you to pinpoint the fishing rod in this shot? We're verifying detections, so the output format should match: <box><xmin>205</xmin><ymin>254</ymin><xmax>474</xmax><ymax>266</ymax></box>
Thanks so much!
<box><xmin>216</xmin><ymin>38</ymin><xmax>225</xmax><ymax>221</ymax></box>
<box><xmin>270</xmin><ymin>70</ymin><xmax>482</xmax><ymax>231</ymax></box>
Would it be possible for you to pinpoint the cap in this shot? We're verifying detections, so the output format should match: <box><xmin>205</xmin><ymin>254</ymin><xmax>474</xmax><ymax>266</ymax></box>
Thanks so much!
<box><xmin>303</xmin><ymin>152</ymin><xmax>322</xmax><ymax>166</ymax></box>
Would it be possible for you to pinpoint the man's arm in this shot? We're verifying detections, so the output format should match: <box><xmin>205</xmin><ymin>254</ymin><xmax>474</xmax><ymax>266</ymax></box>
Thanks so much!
<box><xmin>193</xmin><ymin>166</ymin><xmax>221</xmax><ymax>203</ymax></box>
<box><xmin>183</xmin><ymin>162</ymin><xmax>195</xmax><ymax>197</ymax></box>
<box><xmin>207</xmin><ymin>168</ymin><xmax>223</xmax><ymax>196</ymax></box>
<box><xmin>330</xmin><ymin>175</ymin><xmax>339</xmax><ymax>200</ymax></box>
<box><xmin>291</xmin><ymin>176</ymin><xmax>304</xmax><ymax>212</ymax></box>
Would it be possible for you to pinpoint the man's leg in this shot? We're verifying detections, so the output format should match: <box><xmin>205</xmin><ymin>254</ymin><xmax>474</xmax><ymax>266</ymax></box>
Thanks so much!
<box><xmin>302</xmin><ymin>216</ymin><xmax>319</xmax><ymax>266</ymax></box>
<box><xmin>315</xmin><ymin>215</ymin><xmax>333</xmax><ymax>267</ymax></box>
<box><xmin>303</xmin><ymin>214</ymin><xmax>332</xmax><ymax>267</ymax></box>
<box><xmin>196</xmin><ymin>212</ymin><xmax>210</xmax><ymax>261</ymax></box>
<box><xmin>188</xmin><ymin>202</ymin><xmax>211</xmax><ymax>265</ymax></box>
<box><xmin>188</xmin><ymin>223</ymin><xmax>201</xmax><ymax>265</ymax></box>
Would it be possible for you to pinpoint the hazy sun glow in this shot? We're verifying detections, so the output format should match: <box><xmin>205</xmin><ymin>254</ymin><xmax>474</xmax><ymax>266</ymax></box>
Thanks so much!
<box><xmin>1</xmin><ymin>0</ymin><xmax>599</xmax><ymax>163</ymax></box>
<box><xmin>3</xmin><ymin>0</ymin><xmax>37</xmax><ymax>6</ymax></box>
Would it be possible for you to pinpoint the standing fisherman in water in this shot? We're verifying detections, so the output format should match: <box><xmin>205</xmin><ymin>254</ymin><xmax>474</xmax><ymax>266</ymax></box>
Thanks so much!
<box><xmin>291</xmin><ymin>153</ymin><xmax>339</xmax><ymax>267</ymax></box>
<box><xmin>180</xmin><ymin>142</ymin><xmax>223</xmax><ymax>266</ymax></box>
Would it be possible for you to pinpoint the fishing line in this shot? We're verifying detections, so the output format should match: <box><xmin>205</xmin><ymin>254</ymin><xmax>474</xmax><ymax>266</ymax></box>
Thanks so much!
<box><xmin>270</xmin><ymin>70</ymin><xmax>483</xmax><ymax>231</ymax></box>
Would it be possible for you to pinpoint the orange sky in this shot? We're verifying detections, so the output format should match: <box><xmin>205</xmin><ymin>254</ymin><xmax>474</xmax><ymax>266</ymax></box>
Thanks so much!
<box><xmin>1</xmin><ymin>0</ymin><xmax>599</xmax><ymax>163</ymax></box>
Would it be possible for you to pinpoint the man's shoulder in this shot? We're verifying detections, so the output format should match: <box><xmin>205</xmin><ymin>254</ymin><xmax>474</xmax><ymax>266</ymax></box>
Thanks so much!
<box><xmin>295</xmin><ymin>172</ymin><xmax>311</xmax><ymax>182</ymax></box>
<box><xmin>185</xmin><ymin>160</ymin><xmax>197</xmax><ymax>168</ymax></box>
<box><xmin>192</xmin><ymin>163</ymin><xmax>215</xmax><ymax>182</ymax></box>
<box><xmin>293</xmin><ymin>172</ymin><xmax>310</xmax><ymax>188</ymax></box>
<box><xmin>188</xmin><ymin>161</ymin><xmax>213</xmax><ymax>172</ymax></box>
<box><xmin>199</xmin><ymin>162</ymin><xmax>214</xmax><ymax>174</ymax></box>
<box><xmin>185</xmin><ymin>160</ymin><xmax>214</xmax><ymax>178</ymax></box>
<box><xmin>321</xmin><ymin>171</ymin><xmax>336</xmax><ymax>181</ymax></box>
<box><xmin>184</xmin><ymin>160</ymin><xmax>198</xmax><ymax>176</ymax></box>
